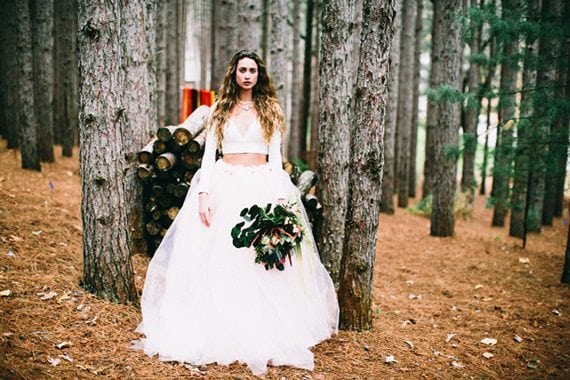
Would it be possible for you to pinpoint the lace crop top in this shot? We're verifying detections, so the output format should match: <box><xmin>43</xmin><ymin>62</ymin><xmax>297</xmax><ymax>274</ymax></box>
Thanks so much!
<box><xmin>196</xmin><ymin>117</ymin><xmax>283</xmax><ymax>194</ymax></box>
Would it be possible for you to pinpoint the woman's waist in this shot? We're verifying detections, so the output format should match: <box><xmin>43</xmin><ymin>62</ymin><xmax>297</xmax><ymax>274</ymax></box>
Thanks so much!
<box><xmin>222</xmin><ymin>153</ymin><xmax>267</xmax><ymax>167</ymax></box>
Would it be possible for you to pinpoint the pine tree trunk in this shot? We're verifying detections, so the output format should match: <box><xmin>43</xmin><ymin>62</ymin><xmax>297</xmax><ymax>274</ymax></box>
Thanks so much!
<box><xmin>216</xmin><ymin>0</ymin><xmax>237</xmax><ymax>88</ymax></box>
<box><xmin>288</xmin><ymin>0</ymin><xmax>302</xmax><ymax>160</ymax></box>
<box><xmin>429</xmin><ymin>0</ymin><xmax>463</xmax><ymax>237</ymax></box>
<box><xmin>16</xmin><ymin>0</ymin><xmax>40</xmax><ymax>171</ymax></box>
<box><xmin>78</xmin><ymin>0</ymin><xmax>145</xmax><ymax>303</ymax></box>
<box><xmin>30</xmin><ymin>0</ymin><xmax>55</xmax><ymax>163</ymax></box>
<box><xmin>270</xmin><ymin>0</ymin><xmax>288</xmax><ymax>116</ymax></box>
<box><xmin>491</xmin><ymin>0</ymin><xmax>519</xmax><ymax>227</ymax></box>
<box><xmin>261</xmin><ymin>0</ymin><xmax>269</xmax><ymax>62</ymax></box>
<box><xmin>200</xmin><ymin>0</ymin><xmax>211</xmax><ymax>89</ymax></box>
<box><xmin>317</xmin><ymin>0</ymin><xmax>361</xmax><ymax>285</ymax></box>
<box><xmin>299</xmin><ymin>0</ymin><xmax>314</xmax><ymax>160</ymax></box>
<box><xmin>146</xmin><ymin>0</ymin><xmax>158</xmax><ymax>130</ymax></box>
<box><xmin>237</xmin><ymin>0</ymin><xmax>262</xmax><ymax>51</ymax></box>
<box><xmin>541</xmin><ymin>0</ymin><xmax>562</xmax><ymax>226</ymax></box>
<box><xmin>338</xmin><ymin>0</ymin><xmax>395</xmax><ymax>331</ymax></box>
<box><xmin>562</xmin><ymin>202</ymin><xmax>570</xmax><ymax>283</ymax></box>
<box><xmin>55</xmin><ymin>0</ymin><xmax>79</xmax><ymax>158</ymax></box>
<box><xmin>478</xmin><ymin>28</ymin><xmax>497</xmax><ymax>196</ymax></box>
<box><xmin>509</xmin><ymin>0</ymin><xmax>538</xmax><ymax>238</ymax></box>
<box><xmin>0</xmin><ymin>2</ymin><xmax>20</xmax><ymax>149</ymax></box>
<box><xmin>309</xmin><ymin>5</ymin><xmax>321</xmax><ymax>168</ymax></box>
<box><xmin>380</xmin><ymin>0</ymin><xmax>402</xmax><ymax>214</ymax></box>
<box><xmin>156</xmin><ymin>1</ymin><xmax>167</xmax><ymax>126</ymax></box>
<box><xmin>408</xmin><ymin>0</ymin><xmax>423</xmax><ymax>198</ymax></box>
<box><xmin>460</xmin><ymin>0</ymin><xmax>481</xmax><ymax>197</ymax></box>
<box><xmin>165</xmin><ymin>0</ymin><xmax>181</xmax><ymax>124</ymax></box>
<box><xmin>396</xmin><ymin>0</ymin><xmax>416</xmax><ymax>208</ymax></box>
<box><xmin>554</xmin><ymin>39</ymin><xmax>570</xmax><ymax>217</ymax></box>
<box><xmin>422</xmin><ymin>0</ymin><xmax>443</xmax><ymax>199</ymax></box>
<box><xmin>526</xmin><ymin>0</ymin><xmax>559</xmax><ymax>231</ymax></box>
<box><xmin>122</xmin><ymin>0</ymin><xmax>156</xmax><ymax>255</ymax></box>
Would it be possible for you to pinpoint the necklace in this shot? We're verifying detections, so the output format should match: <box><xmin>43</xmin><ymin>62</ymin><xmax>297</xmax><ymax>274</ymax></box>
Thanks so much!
<box><xmin>237</xmin><ymin>100</ymin><xmax>254</xmax><ymax>112</ymax></box>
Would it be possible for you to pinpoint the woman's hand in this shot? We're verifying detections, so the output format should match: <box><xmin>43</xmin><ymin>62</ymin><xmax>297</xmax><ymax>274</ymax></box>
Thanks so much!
<box><xmin>198</xmin><ymin>192</ymin><xmax>211</xmax><ymax>227</ymax></box>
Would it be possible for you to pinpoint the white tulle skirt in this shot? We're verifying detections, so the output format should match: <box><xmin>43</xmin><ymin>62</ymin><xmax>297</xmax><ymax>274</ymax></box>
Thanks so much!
<box><xmin>132</xmin><ymin>160</ymin><xmax>339</xmax><ymax>375</ymax></box>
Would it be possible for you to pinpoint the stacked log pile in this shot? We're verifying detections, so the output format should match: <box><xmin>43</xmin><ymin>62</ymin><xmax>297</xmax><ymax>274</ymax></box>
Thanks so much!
<box><xmin>136</xmin><ymin>105</ymin><xmax>210</xmax><ymax>251</ymax></box>
<box><xmin>137</xmin><ymin>105</ymin><xmax>324</xmax><ymax>255</ymax></box>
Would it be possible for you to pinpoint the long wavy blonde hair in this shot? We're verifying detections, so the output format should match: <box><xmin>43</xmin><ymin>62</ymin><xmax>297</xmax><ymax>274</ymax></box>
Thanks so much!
<box><xmin>208</xmin><ymin>50</ymin><xmax>285</xmax><ymax>147</ymax></box>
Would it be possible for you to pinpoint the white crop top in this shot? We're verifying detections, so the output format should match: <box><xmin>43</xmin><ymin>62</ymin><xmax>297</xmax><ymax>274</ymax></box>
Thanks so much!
<box><xmin>196</xmin><ymin>117</ymin><xmax>284</xmax><ymax>194</ymax></box>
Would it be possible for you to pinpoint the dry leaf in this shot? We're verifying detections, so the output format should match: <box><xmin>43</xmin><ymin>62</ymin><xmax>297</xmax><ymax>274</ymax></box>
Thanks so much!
<box><xmin>552</xmin><ymin>309</ymin><xmax>561</xmax><ymax>316</ymax></box>
<box><xmin>55</xmin><ymin>341</ymin><xmax>72</xmax><ymax>349</ymax></box>
<box><xmin>480</xmin><ymin>338</ymin><xmax>497</xmax><ymax>346</ymax></box>
<box><xmin>8</xmin><ymin>235</ymin><xmax>23</xmax><ymax>242</ymax></box>
<box><xmin>518</xmin><ymin>257</ymin><xmax>530</xmax><ymax>264</ymax></box>
<box><xmin>451</xmin><ymin>361</ymin><xmax>465</xmax><ymax>368</ymax></box>
<box><xmin>404</xmin><ymin>340</ymin><xmax>414</xmax><ymax>349</ymax></box>
<box><xmin>3</xmin><ymin>332</ymin><xmax>13</xmax><ymax>337</ymax></box>
<box><xmin>474</xmin><ymin>284</ymin><xmax>484</xmax><ymax>290</ymax></box>
<box><xmin>58</xmin><ymin>292</ymin><xmax>72</xmax><ymax>303</ymax></box>
<box><xmin>527</xmin><ymin>359</ymin><xmax>540</xmax><ymax>369</ymax></box>
<box><xmin>446</xmin><ymin>333</ymin><xmax>456</xmax><ymax>342</ymax></box>
<box><xmin>408</xmin><ymin>294</ymin><xmax>422</xmax><ymax>300</ymax></box>
<box><xmin>59</xmin><ymin>354</ymin><xmax>73</xmax><ymax>363</ymax></box>
<box><xmin>6</xmin><ymin>251</ymin><xmax>15</xmax><ymax>257</ymax></box>
<box><xmin>514</xmin><ymin>335</ymin><xmax>523</xmax><ymax>343</ymax></box>
<box><xmin>483</xmin><ymin>352</ymin><xmax>494</xmax><ymax>359</ymax></box>
<box><xmin>0</xmin><ymin>290</ymin><xmax>11</xmax><ymax>297</ymax></box>
<box><xmin>385</xmin><ymin>355</ymin><xmax>396</xmax><ymax>364</ymax></box>
<box><xmin>47</xmin><ymin>356</ymin><xmax>61</xmax><ymax>366</ymax></box>
<box><xmin>31</xmin><ymin>230</ymin><xmax>43</xmax><ymax>236</ymax></box>
<box><xmin>38</xmin><ymin>291</ymin><xmax>57</xmax><ymax>301</ymax></box>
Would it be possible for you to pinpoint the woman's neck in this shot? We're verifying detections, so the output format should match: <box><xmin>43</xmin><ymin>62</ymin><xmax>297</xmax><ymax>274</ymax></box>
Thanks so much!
<box><xmin>237</xmin><ymin>89</ymin><xmax>253</xmax><ymax>103</ymax></box>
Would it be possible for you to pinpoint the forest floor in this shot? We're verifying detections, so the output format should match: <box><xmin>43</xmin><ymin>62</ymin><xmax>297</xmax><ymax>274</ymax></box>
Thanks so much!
<box><xmin>0</xmin><ymin>140</ymin><xmax>569</xmax><ymax>380</ymax></box>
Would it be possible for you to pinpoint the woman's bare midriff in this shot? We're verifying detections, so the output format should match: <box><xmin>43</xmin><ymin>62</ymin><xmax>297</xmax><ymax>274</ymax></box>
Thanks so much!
<box><xmin>222</xmin><ymin>153</ymin><xmax>267</xmax><ymax>166</ymax></box>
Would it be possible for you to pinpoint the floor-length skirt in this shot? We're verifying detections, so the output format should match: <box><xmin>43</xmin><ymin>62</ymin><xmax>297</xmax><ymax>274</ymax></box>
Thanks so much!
<box><xmin>132</xmin><ymin>160</ymin><xmax>339</xmax><ymax>375</ymax></box>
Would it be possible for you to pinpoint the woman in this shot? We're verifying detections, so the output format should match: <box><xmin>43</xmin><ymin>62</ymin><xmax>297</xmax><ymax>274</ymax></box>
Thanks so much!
<box><xmin>133</xmin><ymin>50</ymin><xmax>339</xmax><ymax>376</ymax></box>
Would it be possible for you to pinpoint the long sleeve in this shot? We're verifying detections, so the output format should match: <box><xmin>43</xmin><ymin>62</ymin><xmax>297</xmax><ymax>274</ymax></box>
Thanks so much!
<box><xmin>196</xmin><ymin>127</ymin><xmax>216</xmax><ymax>194</ymax></box>
<box><xmin>268</xmin><ymin>131</ymin><xmax>289</xmax><ymax>199</ymax></box>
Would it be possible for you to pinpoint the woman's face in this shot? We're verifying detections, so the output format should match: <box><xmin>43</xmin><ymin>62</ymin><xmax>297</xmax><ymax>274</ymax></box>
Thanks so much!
<box><xmin>235</xmin><ymin>57</ymin><xmax>258</xmax><ymax>92</ymax></box>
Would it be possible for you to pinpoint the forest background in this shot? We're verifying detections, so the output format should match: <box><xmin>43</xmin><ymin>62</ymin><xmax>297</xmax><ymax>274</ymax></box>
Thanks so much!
<box><xmin>0</xmin><ymin>0</ymin><xmax>569</xmax><ymax>378</ymax></box>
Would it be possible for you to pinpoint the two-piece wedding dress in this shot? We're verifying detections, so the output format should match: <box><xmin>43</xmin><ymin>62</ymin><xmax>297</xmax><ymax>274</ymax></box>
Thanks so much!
<box><xmin>132</xmin><ymin>116</ymin><xmax>339</xmax><ymax>375</ymax></box>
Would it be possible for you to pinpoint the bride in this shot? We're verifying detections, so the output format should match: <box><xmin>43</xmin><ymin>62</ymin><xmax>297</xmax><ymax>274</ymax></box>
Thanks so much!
<box><xmin>133</xmin><ymin>49</ymin><xmax>339</xmax><ymax>376</ymax></box>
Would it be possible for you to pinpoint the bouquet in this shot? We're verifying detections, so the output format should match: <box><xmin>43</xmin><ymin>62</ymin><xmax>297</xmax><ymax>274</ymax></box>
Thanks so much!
<box><xmin>231</xmin><ymin>202</ymin><xmax>304</xmax><ymax>271</ymax></box>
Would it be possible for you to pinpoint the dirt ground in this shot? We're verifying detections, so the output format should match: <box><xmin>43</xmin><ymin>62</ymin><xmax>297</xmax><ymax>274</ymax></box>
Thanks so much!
<box><xmin>0</xmin><ymin>140</ymin><xmax>568</xmax><ymax>379</ymax></box>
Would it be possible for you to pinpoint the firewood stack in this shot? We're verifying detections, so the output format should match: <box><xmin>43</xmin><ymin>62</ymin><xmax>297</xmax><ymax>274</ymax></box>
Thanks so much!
<box><xmin>136</xmin><ymin>105</ymin><xmax>211</xmax><ymax>251</ymax></box>
<box><xmin>137</xmin><ymin>105</ymin><xmax>324</xmax><ymax>255</ymax></box>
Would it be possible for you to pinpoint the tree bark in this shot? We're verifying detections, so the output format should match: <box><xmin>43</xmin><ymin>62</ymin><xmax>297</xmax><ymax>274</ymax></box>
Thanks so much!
<box><xmin>491</xmin><ymin>0</ymin><xmax>519</xmax><ymax>227</ymax></box>
<box><xmin>156</xmin><ymin>1</ymin><xmax>167</xmax><ymax>126</ymax></box>
<box><xmin>30</xmin><ymin>0</ymin><xmax>55</xmax><ymax>163</ymax></box>
<box><xmin>237</xmin><ymin>0</ymin><xmax>262</xmax><ymax>51</ymax></box>
<box><xmin>78</xmin><ymin>0</ymin><xmax>152</xmax><ymax>303</ymax></box>
<box><xmin>526</xmin><ymin>0</ymin><xmax>559</xmax><ymax>231</ymax></box>
<box><xmin>16</xmin><ymin>0</ymin><xmax>40</xmax><ymax>171</ymax></box>
<box><xmin>380</xmin><ymin>0</ymin><xmax>402</xmax><ymax>214</ymax></box>
<box><xmin>429</xmin><ymin>0</ymin><xmax>463</xmax><ymax>237</ymax></box>
<box><xmin>422</xmin><ymin>0</ymin><xmax>443</xmax><ymax>199</ymax></box>
<box><xmin>509</xmin><ymin>0</ymin><xmax>538</xmax><ymax>238</ymax></box>
<box><xmin>554</xmin><ymin>33</ymin><xmax>570</xmax><ymax>217</ymax></box>
<box><xmin>562</xmin><ymin>202</ymin><xmax>570</xmax><ymax>283</ymax></box>
<box><xmin>165</xmin><ymin>0</ymin><xmax>182</xmax><ymax>124</ymax></box>
<box><xmin>288</xmin><ymin>0</ymin><xmax>302</xmax><ymax>161</ymax></box>
<box><xmin>215</xmin><ymin>0</ymin><xmax>238</xmax><ymax>89</ymax></box>
<box><xmin>270</xmin><ymin>0</ymin><xmax>288</xmax><ymax>119</ymax></box>
<box><xmin>299</xmin><ymin>0</ymin><xmax>315</xmax><ymax>160</ymax></box>
<box><xmin>460</xmin><ymin>0</ymin><xmax>481</xmax><ymax>198</ymax></box>
<box><xmin>338</xmin><ymin>0</ymin><xmax>395</xmax><ymax>331</ymax></box>
<box><xmin>121</xmin><ymin>0</ymin><xmax>156</xmax><ymax>255</ymax></box>
<box><xmin>541</xmin><ymin>0</ymin><xmax>563</xmax><ymax>226</ymax></box>
<box><xmin>60</xmin><ymin>0</ymin><xmax>79</xmax><ymax>157</ymax></box>
<box><xmin>396</xmin><ymin>0</ymin><xmax>416</xmax><ymax>208</ymax></box>
<box><xmin>408</xmin><ymin>0</ymin><xmax>423</xmax><ymax>198</ymax></box>
<box><xmin>317</xmin><ymin>0</ymin><xmax>361</xmax><ymax>285</ymax></box>
<box><xmin>0</xmin><ymin>2</ymin><xmax>20</xmax><ymax>149</ymax></box>
<box><xmin>308</xmin><ymin>4</ymin><xmax>321</xmax><ymax>168</ymax></box>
